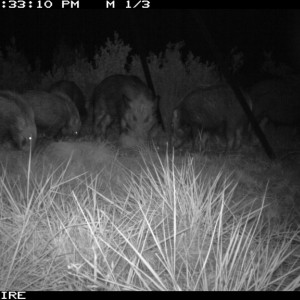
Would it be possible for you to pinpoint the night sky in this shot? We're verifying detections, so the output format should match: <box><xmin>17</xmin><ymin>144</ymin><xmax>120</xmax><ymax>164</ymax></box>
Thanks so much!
<box><xmin>0</xmin><ymin>9</ymin><xmax>299</xmax><ymax>74</ymax></box>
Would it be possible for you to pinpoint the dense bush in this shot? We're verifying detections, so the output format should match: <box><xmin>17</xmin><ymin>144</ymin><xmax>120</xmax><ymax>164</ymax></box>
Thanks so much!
<box><xmin>0</xmin><ymin>37</ymin><xmax>38</xmax><ymax>91</ymax></box>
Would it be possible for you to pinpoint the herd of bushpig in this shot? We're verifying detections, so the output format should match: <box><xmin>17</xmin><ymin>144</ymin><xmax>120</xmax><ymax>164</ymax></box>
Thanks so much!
<box><xmin>0</xmin><ymin>74</ymin><xmax>299</xmax><ymax>153</ymax></box>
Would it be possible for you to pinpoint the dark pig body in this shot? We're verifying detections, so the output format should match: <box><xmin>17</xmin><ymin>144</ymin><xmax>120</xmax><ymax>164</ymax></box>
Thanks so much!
<box><xmin>23</xmin><ymin>90</ymin><xmax>81</xmax><ymax>138</ymax></box>
<box><xmin>92</xmin><ymin>74</ymin><xmax>157</xmax><ymax>143</ymax></box>
<box><xmin>172</xmin><ymin>84</ymin><xmax>250</xmax><ymax>151</ymax></box>
<box><xmin>49</xmin><ymin>80</ymin><xmax>88</xmax><ymax>122</ymax></box>
<box><xmin>0</xmin><ymin>91</ymin><xmax>37</xmax><ymax>151</ymax></box>
<box><xmin>249</xmin><ymin>79</ymin><xmax>300</xmax><ymax>127</ymax></box>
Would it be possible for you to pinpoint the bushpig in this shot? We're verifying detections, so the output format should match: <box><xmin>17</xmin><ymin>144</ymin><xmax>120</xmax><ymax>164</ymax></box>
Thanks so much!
<box><xmin>49</xmin><ymin>80</ymin><xmax>88</xmax><ymax>122</ymax></box>
<box><xmin>0</xmin><ymin>91</ymin><xmax>37</xmax><ymax>151</ymax></box>
<box><xmin>23</xmin><ymin>90</ymin><xmax>81</xmax><ymax>138</ymax></box>
<box><xmin>172</xmin><ymin>84</ymin><xmax>250</xmax><ymax>151</ymax></box>
<box><xmin>92</xmin><ymin>74</ymin><xmax>158</xmax><ymax>144</ymax></box>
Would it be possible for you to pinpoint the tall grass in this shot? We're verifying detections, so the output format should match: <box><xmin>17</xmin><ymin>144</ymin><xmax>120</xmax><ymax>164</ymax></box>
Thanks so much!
<box><xmin>0</xmin><ymin>148</ymin><xmax>299</xmax><ymax>291</ymax></box>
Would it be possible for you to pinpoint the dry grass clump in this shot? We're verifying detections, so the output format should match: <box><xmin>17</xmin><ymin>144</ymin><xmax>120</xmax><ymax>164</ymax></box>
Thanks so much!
<box><xmin>0</xmin><ymin>146</ymin><xmax>299</xmax><ymax>291</ymax></box>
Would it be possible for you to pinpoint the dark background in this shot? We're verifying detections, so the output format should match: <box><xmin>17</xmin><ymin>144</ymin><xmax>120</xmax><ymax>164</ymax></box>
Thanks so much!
<box><xmin>0</xmin><ymin>9</ymin><xmax>299</xmax><ymax>75</ymax></box>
